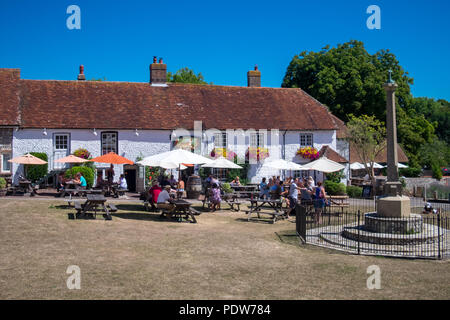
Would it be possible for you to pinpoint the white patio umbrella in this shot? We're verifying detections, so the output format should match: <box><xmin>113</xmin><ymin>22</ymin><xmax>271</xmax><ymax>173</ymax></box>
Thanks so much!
<box><xmin>350</xmin><ymin>162</ymin><xmax>365</xmax><ymax>170</ymax></box>
<box><xmin>366</xmin><ymin>162</ymin><xmax>384</xmax><ymax>169</ymax></box>
<box><xmin>262</xmin><ymin>158</ymin><xmax>304</xmax><ymax>170</ymax></box>
<box><xmin>398</xmin><ymin>163</ymin><xmax>408</xmax><ymax>168</ymax></box>
<box><xmin>201</xmin><ymin>157</ymin><xmax>242</xmax><ymax>169</ymax></box>
<box><xmin>137</xmin><ymin>149</ymin><xmax>213</xmax><ymax>167</ymax></box>
<box><xmin>301</xmin><ymin>157</ymin><xmax>345</xmax><ymax>173</ymax></box>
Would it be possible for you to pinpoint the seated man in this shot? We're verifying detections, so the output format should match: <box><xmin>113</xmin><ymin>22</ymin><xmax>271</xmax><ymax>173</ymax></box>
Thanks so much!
<box><xmin>157</xmin><ymin>185</ymin><xmax>175</xmax><ymax>218</ymax></box>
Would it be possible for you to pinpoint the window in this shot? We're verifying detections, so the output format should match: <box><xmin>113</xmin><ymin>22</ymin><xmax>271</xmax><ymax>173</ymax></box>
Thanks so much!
<box><xmin>0</xmin><ymin>129</ymin><xmax>12</xmax><ymax>148</ymax></box>
<box><xmin>250</xmin><ymin>132</ymin><xmax>265</xmax><ymax>147</ymax></box>
<box><xmin>1</xmin><ymin>153</ymin><xmax>11</xmax><ymax>173</ymax></box>
<box><xmin>54</xmin><ymin>134</ymin><xmax>69</xmax><ymax>150</ymax></box>
<box><xmin>212</xmin><ymin>168</ymin><xmax>228</xmax><ymax>180</ymax></box>
<box><xmin>214</xmin><ymin>132</ymin><xmax>227</xmax><ymax>148</ymax></box>
<box><xmin>300</xmin><ymin>133</ymin><xmax>313</xmax><ymax>147</ymax></box>
<box><xmin>101</xmin><ymin>132</ymin><xmax>118</xmax><ymax>155</ymax></box>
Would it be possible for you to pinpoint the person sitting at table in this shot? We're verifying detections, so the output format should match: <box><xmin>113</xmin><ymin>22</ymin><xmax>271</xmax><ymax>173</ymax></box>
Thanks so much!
<box><xmin>160</xmin><ymin>175</ymin><xmax>171</xmax><ymax>188</ymax></box>
<box><xmin>259</xmin><ymin>177</ymin><xmax>269</xmax><ymax>199</ymax></box>
<box><xmin>157</xmin><ymin>185</ymin><xmax>175</xmax><ymax>218</ymax></box>
<box><xmin>168</xmin><ymin>175</ymin><xmax>177</xmax><ymax>188</ymax></box>
<box><xmin>106</xmin><ymin>164</ymin><xmax>114</xmax><ymax>185</ymax></box>
<box><xmin>230</xmin><ymin>176</ymin><xmax>240</xmax><ymax>187</ymax></box>
<box><xmin>270</xmin><ymin>180</ymin><xmax>283</xmax><ymax>200</ymax></box>
<box><xmin>74</xmin><ymin>172</ymin><xmax>87</xmax><ymax>190</ymax></box>
<box><xmin>57</xmin><ymin>172</ymin><xmax>66</xmax><ymax>192</ymax></box>
<box><xmin>96</xmin><ymin>171</ymin><xmax>105</xmax><ymax>188</ymax></box>
<box><xmin>148</xmin><ymin>181</ymin><xmax>162</xmax><ymax>211</ymax></box>
<box><xmin>209</xmin><ymin>183</ymin><xmax>222</xmax><ymax>212</ymax></box>
<box><xmin>118</xmin><ymin>174</ymin><xmax>128</xmax><ymax>190</ymax></box>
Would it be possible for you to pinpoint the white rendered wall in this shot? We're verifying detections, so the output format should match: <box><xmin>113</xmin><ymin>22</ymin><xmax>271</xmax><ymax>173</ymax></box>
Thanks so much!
<box><xmin>12</xmin><ymin>129</ymin><xmax>171</xmax><ymax>183</ymax></box>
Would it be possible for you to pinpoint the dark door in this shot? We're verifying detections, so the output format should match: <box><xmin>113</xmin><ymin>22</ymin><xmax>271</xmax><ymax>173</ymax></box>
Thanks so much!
<box><xmin>125</xmin><ymin>169</ymin><xmax>136</xmax><ymax>192</ymax></box>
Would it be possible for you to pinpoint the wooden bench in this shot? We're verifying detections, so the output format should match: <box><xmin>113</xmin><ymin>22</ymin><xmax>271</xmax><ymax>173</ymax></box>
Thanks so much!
<box><xmin>108</xmin><ymin>203</ymin><xmax>118</xmax><ymax>212</ymax></box>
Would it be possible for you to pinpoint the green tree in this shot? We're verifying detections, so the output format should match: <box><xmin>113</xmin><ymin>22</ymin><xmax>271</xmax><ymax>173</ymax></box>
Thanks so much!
<box><xmin>418</xmin><ymin>138</ymin><xmax>450</xmax><ymax>169</ymax></box>
<box><xmin>282</xmin><ymin>40</ymin><xmax>413</xmax><ymax>121</ymax></box>
<box><xmin>346</xmin><ymin>114</ymin><xmax>386</xmax><ymax>189</ymax></box>
<box><xmin>281</xmin><ymin>40</ymin><xmax>443</xmax><ymax>168</ymax></box>
<box><xmin>167</xmin><ymin>67</ymin><xmax>209</xmax><ymax>84</ymax></box>
<box><xmin>409</xmin><ymin>97</ymin><xmax>450</xmax><ymax>142</ymax></box>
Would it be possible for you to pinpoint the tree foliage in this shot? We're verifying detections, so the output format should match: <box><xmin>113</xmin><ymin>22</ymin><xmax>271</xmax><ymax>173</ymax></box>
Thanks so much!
<box><xmin>167</xmin><ymin>67</ymin><xmax>209</xmax><ymax>84</ymax></box>
<box><xmin>346</xmin><ymin>114</ymin><xmax>386</xmax><ymax>184</ymax></box>
<box><xmin>282</xmin><ymin>40</ymin><xmax>449</xmax><ymax>169</ymax></box>
<box><xmin>282</xmin><ymin>40</ymin><xmax>413</xmax><ymax>121</ymax></box>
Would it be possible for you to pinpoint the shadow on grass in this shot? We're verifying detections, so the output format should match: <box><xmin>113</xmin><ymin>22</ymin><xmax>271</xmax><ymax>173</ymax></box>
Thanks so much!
<box><xmin>234</xmin><ymin>217</ymin><xmax>273</xmax><ymax>224</ymax></box>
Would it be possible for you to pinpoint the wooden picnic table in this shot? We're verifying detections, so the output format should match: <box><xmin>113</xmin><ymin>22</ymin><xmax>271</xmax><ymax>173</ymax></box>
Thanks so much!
<box><xmin>222</xmin><ymin>193</ymin><xmax>246</xmax><ymax>212</ymax></box>
<box><xmin>161</xmin><ymin>199</ymin><xmax>198</xmax><ymax>223</ymax></box>
<box><xmin>74</xmin><ymin>194</ymin><xmax>115</xmax><ymax>220</ymax></box>
<box><xmin>245</xmin><ymin>198</ymin><xmax>288</xmax><ymax>223</ymax></box>
<box><xmin>325</xmin><ymin>195</ymin><xmax>350</xmax><ymax>216</ymax></box>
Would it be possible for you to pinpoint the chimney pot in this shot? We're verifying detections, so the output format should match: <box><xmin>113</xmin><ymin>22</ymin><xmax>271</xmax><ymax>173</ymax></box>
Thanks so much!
<box><xmin>247</xmin><ymin>65</ymin><xmax>261</xmax><ymax>87</ymax></box>
<box><xmin>150</xmin><ymin>58</ymin><xmax>167</xmax><ymax>85</ymax></box>
<box><xmin>77</xmin><ymin>65</ymin><xmax>86</xmax><ymax>81</ymax></box>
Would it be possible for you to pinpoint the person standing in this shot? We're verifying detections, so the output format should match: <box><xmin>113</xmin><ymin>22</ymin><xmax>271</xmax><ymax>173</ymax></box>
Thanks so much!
<box><xmin>287</xmin><ymin>179</ymin><xmax>300</xmax><ymax>217</ymax></box>
<box><xmin>106</xmin><ymin>164</ymin><xmax>115</xmax><ymax>185</ymax></box>
<box><xmin>209</xmin><ymin>183</ymin><xmax>222</xmax><ymax>211</ymax></box>
<box><xmin>314</xmin><ymin>181</ymin><xmax>327</xmax><ymax>224</ymax></box>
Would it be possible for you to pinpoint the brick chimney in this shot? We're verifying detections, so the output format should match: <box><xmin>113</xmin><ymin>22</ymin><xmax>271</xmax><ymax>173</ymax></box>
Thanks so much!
<box><xmin>150</xmin><ymin>56</ymin><xmax>167</xmax><ymax>85</ymax></box>
<box><xmin>247</xmin><ymin>65</ymin><xmax>261</xmax><ymax>87</ymax></box>
<box><xmin>77</xmin><ymin>65</ymin><xmax>86</xmax><ymax>81</ymax></box>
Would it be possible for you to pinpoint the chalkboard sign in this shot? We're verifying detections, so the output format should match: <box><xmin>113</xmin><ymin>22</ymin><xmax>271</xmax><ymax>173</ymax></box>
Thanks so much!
<box><xmin>362</xmin><ymin>185</ymin><xmax>372</xmax><ymax>198</ymax></box>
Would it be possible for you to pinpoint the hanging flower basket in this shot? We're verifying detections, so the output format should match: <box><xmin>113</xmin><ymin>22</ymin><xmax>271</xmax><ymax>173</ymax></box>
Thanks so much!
<box><xmin>296</xmin><ymin>146</ymin><xmax>319</xmax><ymax>160</ymax></box>
<box><xmin>245</xmin><ymin>147</ymin><xmax>269</xmax><ymax>162</ymax></box>
<box><xmin>73</xmin><ymin>148</ymin><xmax>91</xmax><ymax>160</ymax></box>
<box><xmin>210</xmin><ymin>148</ymin><xmax>237</xmax><ymax>161</ymax></box>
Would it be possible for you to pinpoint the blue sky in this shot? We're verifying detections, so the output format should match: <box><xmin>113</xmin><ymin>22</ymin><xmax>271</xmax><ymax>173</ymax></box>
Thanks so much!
<box><xmin>1</xmin><ymin>0</ymin><xmax>449</xmax><ymax>100</ymax></box>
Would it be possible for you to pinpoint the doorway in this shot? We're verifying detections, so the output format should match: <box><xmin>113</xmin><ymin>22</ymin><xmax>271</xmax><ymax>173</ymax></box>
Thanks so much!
<box><xmin>124</xmin><ymin>169</ymin><xmax>136</xmax><ymax>192</ymax></box>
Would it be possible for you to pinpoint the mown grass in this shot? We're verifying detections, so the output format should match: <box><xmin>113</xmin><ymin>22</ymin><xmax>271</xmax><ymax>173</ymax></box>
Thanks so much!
<box><xmin>0</xmin><ymin>198</ymin><xmax>448</xmax><ymax>300</ymax></box>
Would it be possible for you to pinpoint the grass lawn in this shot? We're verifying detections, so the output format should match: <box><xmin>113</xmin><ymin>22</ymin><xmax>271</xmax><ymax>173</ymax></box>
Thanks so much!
<box><xmin>0</xmin><ymin>198</ymin><xmax>449</xmax><ymax>300</ymax></box>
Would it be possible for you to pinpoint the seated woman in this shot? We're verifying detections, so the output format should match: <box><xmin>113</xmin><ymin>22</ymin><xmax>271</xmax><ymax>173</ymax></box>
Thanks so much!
<box><xmin>148</xmin><ymin>181</ymin><xmax>162</xmax><ymax>211</ymax></box>
<box><xmin>74</xmin><ymin>172</ymin><xmax>87</xmax><ymax>190</ymax></box>
<box><xmin>119</xmin><ymin>174</ymin><xmax>128</xmax><ymax>190</ymax></box>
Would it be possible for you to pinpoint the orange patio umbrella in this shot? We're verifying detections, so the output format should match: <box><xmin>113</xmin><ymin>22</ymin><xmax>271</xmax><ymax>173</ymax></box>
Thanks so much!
<box><xmin>55</xmin><ymin>154</ymin><xmax>90</xmax><ymax>164</ymax></box>
<box><xmin>8</xmin><ymin>153</ymin><xmax>48</xmax><ymax>165</ymax></box>
<box><xmin>90</xmin><ymin>152</ymin><xmax>134</xmax><ymax>165</ymax></box>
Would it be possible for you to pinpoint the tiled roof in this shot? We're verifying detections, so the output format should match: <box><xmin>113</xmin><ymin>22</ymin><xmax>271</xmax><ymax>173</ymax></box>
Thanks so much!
<box><xmin>0</xmin><ymin>69</ymin><xmax>339</xmax><ymax>131</ymax></box>
<box><xmin>0</xmin><ymin>69</ymin><xmax>21</xmax><ymax>126</ymax></box>
<box><xmin>318</xmin><ymin>145</ymin><xmax>348</xmax><ymax>163</ymax></box>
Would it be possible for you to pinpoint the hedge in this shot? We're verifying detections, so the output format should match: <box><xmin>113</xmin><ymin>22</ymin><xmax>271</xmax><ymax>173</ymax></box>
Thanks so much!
<box><xmin>399</xmin><ymin>167</ymin><xmax>421</xmax><ymax>177</ymax></box>
<box><xmin>65</xmin><ymin>166</ymin><xmax>95</xmax><ymax>188</ymax></box>
<box><xmin>25</xmin><ymin>152</ymin><xmax>48</xmax><ymax>182</ymax></box>
<box><xmin>0</xmin><ymin>177</ymin><xmax>6</xmax><ymax>189</ymax></box>
<box><xmin>346</xmin><ymin>185</ymin><xmax>362</xmax><ymax>198</ymax></box>
<box><xmin>324</xmin><ymin>180</ymin><xmax>346</xmax><ymax>195</ymax></box>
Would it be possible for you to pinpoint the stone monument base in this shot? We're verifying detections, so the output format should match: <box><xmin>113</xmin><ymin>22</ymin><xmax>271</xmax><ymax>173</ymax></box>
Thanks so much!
<box><xmin>377</xmin><ymin>195</ymin><xmax>411</xmax><ymax>218</ymax></box>
<box><xmin>364</xmin><ymin>212</ymin><xmax>423</xmax><ymax>234</ymax></box>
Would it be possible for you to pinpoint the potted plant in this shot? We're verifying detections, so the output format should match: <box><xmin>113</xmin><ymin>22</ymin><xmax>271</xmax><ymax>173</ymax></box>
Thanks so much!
<box><xmin>0</xmin><ymin>177</ymin><xmax>7</xmax><ymax>196</ymax></box>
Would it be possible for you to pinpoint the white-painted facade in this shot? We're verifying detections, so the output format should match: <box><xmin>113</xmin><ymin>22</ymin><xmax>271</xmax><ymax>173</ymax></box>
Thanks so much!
<box><xmin>11</xmin><ymin>127</ymin><xmax>340</xmax><ymax>185</ymax></box>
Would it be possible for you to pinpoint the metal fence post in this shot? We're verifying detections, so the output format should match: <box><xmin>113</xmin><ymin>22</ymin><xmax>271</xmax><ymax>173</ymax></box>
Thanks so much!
<box><xmin>438</xmin><ymin>210</ymin><xmax>441</xmax><ymax>260</ymax></box>
<box><xmin>357</xmin><ymin>209</ymin><xmax>361</xmax><ymax>255</ymax></box>
<box><xmin>296</xmin><ymin>204</ymin><xmax>306</xmax><ymax>244</ymax></box>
